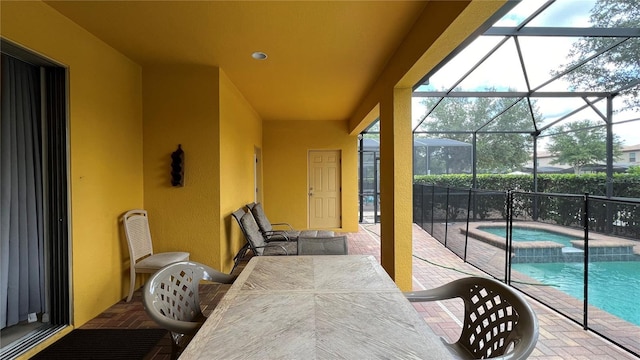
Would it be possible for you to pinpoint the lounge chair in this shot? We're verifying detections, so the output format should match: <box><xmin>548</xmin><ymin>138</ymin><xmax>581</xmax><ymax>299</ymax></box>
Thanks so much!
<box><xmin>230</xmin><ymin>208</ymin><xmax>254</xmax><ymax>271</ymax></box>
<box><xmin>246</xmin><ymin>202</ymin><xmax>335</xmax><ymax>241</ymax></box>
<box><xmin>232</xmin><ymin>207</ymin><xmax>297</xmax><ymax>256</ymax></box>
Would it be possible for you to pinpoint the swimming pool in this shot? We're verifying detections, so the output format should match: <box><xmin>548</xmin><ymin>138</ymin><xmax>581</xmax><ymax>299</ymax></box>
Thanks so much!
<box><xmin>478</xmin><ymin>225</ymin><xmax>581</xmax><ymax>247</ymax></box>
<box><xmin>478</xmin><ymin>225</ymin><xmax>640</xmax><ymax>326</ymax></box>
<box><xmin>513</xmin><ymin>261</ymin><xmax>640</xmax><ymax>326</ymax></box>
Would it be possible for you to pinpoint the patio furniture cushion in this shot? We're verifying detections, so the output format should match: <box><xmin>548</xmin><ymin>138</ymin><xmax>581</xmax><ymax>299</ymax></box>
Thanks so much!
<box><xmin>299</xmin><ymin>230</ymin><xmax>335</xmax><ymax>238</ymax></box>
<box><xmin>298</xmin><ymin>235</ymin><xmax>348</xmax><ymax>255</ymax></box>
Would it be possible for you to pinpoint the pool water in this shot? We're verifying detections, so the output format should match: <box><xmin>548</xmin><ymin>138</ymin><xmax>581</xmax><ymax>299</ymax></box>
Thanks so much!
<box><xmin>513</xmin><ymin>261</ymin><xmax>640</xmax><ymax>326</ymax></box>
<box><xmin>478</xmin><ymin>226</ymin><xmax>581</xmax><ymax>247</ymax></box>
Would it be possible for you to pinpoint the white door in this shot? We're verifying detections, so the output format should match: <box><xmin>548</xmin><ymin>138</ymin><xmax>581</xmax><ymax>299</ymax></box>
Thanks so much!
<box><xmin>308</xmin><ymin>150</ymin><xmax>341</xmax><ymax>228</ymax></box>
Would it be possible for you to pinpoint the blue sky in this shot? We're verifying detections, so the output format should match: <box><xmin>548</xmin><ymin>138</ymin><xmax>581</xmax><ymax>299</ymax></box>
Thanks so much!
<box><xmin>412</xmin><ymin>0</ymin><xmax>640</xmax><ymax>147</ymax></box>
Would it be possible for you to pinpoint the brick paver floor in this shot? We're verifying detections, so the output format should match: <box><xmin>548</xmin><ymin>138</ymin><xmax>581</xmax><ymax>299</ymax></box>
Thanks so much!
<box><xmin>353</xmin><ymin>223</ymin><xmax>638</xmax><ymax>360</ymax></box>
<box><xmin>80</xmin><ymin>224</ymin><xmax>638</xmax><ymax>359</ymax></box>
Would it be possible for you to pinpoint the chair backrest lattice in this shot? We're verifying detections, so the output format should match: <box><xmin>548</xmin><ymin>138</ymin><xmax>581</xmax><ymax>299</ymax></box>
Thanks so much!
<box><xmin>123</xmin><ymin>210</ymin><xmax>154</xmax><ymax>263</ymax></box>
<box><xmin>405</xmin><ymin>276</ymin><xmax>537</xmax><ymax>360</ymax></box>
<box><xmin>145</xmin><ymin>261</ymin><xmax>235</xmax><ymax>330</ymax></box>
<box><xmin>155</xmin><ymin>269</ymin><xmax>201</xmax><ymax>323</ymax></box>
<box><xmin>460</xmin><ymin>284</ymin><xmax>521</xmax><ymax>358</ymax></box>
<box><xmin>144</xmin><ymin>261</ymin><xmax>235</xmax><ymax>359</ymax></box>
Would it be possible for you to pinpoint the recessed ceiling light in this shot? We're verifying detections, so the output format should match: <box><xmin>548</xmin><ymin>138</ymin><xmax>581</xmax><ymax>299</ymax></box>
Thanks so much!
<box><xmin>251</xmin><ymin>52</ymin><xmax>268</xmax><ymax>60</ymax></box>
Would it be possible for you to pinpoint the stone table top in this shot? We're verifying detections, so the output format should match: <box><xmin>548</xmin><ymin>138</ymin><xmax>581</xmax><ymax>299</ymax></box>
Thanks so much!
<box><xmin>180</xmin><ymin>255</ymin><xmax>455</xmax><ymax>359</ymax></box>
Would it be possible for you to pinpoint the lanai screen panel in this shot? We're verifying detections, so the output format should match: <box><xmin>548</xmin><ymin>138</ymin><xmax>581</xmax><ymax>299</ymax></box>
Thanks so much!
<box><xmin>412</xmin><ymin>0</ymin><xmax>640</xmax><ymax>174</ymax></box>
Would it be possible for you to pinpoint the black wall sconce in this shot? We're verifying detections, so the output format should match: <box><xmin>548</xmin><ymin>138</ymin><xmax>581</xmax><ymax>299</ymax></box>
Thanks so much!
<box><xmin>171</xmin><ymin>144</ymin><xmax>184</xmax><ymax>187</ymax></box>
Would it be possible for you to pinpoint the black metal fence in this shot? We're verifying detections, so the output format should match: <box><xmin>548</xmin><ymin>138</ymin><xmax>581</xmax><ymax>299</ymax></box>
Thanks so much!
<box><xmin>413</xmin><ymin>183</ymin><xmax>640</xmax><ymax>358</ymax></box>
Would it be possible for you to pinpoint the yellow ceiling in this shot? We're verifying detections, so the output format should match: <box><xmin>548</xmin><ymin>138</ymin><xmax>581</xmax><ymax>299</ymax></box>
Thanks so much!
<box><xmin>44</xmin><ymin>1</ymin><xmax>429</xmax><ymax>122</ymax></box>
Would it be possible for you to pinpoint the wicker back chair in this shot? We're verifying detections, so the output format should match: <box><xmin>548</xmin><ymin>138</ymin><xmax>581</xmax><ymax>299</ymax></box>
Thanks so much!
<box><xmin>143</xmin><ymin>261</ymin><xmax>236</xmax><ymax>359</ymax></box>
<box><xmin>122</xmin><ymin>209</ymin><xmax>190</xmax><ymax>302</ymax></box>
<box><xmin>405</xmin><ymin>277</ymin><xmax>538</xmax><ymax>360</ymax></box>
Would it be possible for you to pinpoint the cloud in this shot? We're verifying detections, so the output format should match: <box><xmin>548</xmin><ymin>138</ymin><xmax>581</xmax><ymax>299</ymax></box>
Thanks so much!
<box><xmin>528</xmin><ymin>0</ymin><xmax>595</xmax><ymax>27</ymax></box>
<box><xmin>411</xmin><ymin>0</ymin><xmax>639</xmax><ymax>147</ymax></box>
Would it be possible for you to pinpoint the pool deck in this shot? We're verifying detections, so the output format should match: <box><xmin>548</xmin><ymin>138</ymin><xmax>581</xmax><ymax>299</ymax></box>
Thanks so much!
<box><xmin>79</xmin><ymin>224</ymin><xmax>639</xmax><ymax>360</ymax></box>
<box><xmin>368</xmin><ymin>223</ymin><xmax>640</xmax><ymax>358</ymax></box>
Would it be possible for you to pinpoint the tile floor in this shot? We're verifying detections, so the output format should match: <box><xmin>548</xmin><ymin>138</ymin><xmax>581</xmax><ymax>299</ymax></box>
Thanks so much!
<box><xmin>78</xmin><ymin>224</ymin><xmax>638</xmax><ymax>360</ymax></box>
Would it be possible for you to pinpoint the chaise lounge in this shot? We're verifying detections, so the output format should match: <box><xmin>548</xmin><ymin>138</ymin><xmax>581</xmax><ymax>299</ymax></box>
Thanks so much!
<box><xmin>247</xmin><ymin>202</ymin><xmax>336</xmax><ymax>241</ymax></box>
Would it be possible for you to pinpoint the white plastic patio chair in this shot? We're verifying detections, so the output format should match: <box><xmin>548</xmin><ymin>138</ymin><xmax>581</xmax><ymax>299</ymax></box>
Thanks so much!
<box><xmin>405</xmin><ymin>276</ymin><xmax>539</xmax><ymax>360</ymax></box>
<box><xmin>143</xmin><ymin>261</ymin><xmax>236</xmax><ymax>359</ymax></box>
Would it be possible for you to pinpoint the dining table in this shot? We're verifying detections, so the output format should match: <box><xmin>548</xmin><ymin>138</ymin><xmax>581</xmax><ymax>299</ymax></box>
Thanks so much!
<box><xmin>179</xmin><ymin>255</ymin><xmax>455</xmax><ymax>359</ymax></box>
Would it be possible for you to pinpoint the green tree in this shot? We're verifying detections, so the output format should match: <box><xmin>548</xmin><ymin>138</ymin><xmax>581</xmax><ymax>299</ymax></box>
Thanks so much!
<box><xmin>628</xmin><ymin>165</ymin><xmax>640</xmax><ymax>174</ymax></box>
<box><xmin>555</xmin><ymin>0</ymin><xmax>640</xmax><ymax>110</ymax></box>
<box><xmin>416</xmin><ymin>94</ymin><xmax>536</xmax><ymax>174</ymax></box>
<box><xmin>547</xmin><ymin>120</ymin><xmax>623</xmax><ymax>174</ymax></box>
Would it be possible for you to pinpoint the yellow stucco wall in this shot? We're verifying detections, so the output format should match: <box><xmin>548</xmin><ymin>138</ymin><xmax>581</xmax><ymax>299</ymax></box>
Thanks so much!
<box><xmin>219</xmin><ymin>70</ymin><xmax>263</xmax><ymax>272</ymax></box>
<box><xmin>263</xmin><ymin>120</ymin><xmax>358</xmax><ymax>233</ymax></box>
<box><xmin>1</xmin><ymin>1</ymin><xmax>144</xmax><ymax>326</ymax></box>
<box><xmin>1</xmin><ymin>3</ymin><xmax>510</xmax><ymax>358</ymax></box>
<box><xmin>141</xmin><ymin>66</ymin><xmax>262</xmax><ymax>273</ymax></box>
<box><xmin>346</xmin><ymin>0</ymin><xmax>507</xmax><ymax>288</ymax></box>
<box><xmin>1</xmin><ymin>0</ymin><xmax>265</xmax><ymax>335</ymax></box>
<box><xmin>141</xmin><ymin>65</ymin><xmax>221</xmax><ymax>268</ymax></box>
<box><xmin>379</xmin><ymin>88</ymin><xmax>413</xmax><ymax>291</ymax></box>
